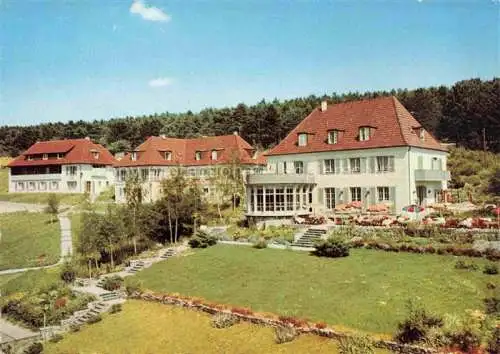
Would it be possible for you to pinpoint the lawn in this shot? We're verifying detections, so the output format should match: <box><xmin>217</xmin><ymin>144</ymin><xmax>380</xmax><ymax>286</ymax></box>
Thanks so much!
<box><xmin>133</xmin><ymin>245</ymin><xmax>496</xmax><ymax>334</ymax></box>
<box><xmin>0</xmin><ymin>268</ymin><xmax>61</xmax><ymax>295</ymax></box>
<box><xmin>46</xmin><ymin>300</ymin><xmax>388</xmax><ymax>354</ymax></box>
<box><xmin>0</xmin><ymin>211</ymin><xmax>60</xmax><ymax>270</ymax></box>
<box><xmin>0</xmin><ymin>191</ymin><xmax>84</xmax><ymax>205</ymax></box>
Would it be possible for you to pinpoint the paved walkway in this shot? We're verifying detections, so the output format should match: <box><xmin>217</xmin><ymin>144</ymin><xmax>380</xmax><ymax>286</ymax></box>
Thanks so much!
<box><xmin>0</xmin><ymin>318</ymin><xmax>38</xmax><ymax>345</ymax></box>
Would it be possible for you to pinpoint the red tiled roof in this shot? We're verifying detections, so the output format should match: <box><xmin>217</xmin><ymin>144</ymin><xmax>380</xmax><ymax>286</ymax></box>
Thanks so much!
<box><xmin>115</xmin><ymin>134</ymin><xmax>266</xmax><ymax>167</ymax></box>
<box><xmin>267</xmin><ymin>96</ymin><xmax>446</xmax><ymax>156</ymax></box>
<box><xmin>8</xmin><ymin>138</ymin><xmax>115</xmax><ymax>167</ymax></box>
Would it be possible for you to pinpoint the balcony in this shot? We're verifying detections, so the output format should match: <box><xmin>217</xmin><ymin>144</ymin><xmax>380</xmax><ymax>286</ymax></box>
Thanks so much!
<box><xmin>414</xmin><ymin>169</ymin><xmax>451</xmax><ymax>182</ymax></box>
<box><xmin>10</xmin><ymin>173</ymin><xmax>63</xmax><ymax>181</ymax></box>
<box><xmin>246</xmin><ymin>173</ymin><xmax>316</xmax><ymax>185</ymax></box>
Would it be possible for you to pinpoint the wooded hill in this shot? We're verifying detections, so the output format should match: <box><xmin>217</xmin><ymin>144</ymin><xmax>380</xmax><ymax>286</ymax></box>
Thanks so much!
<box><xmin>1</xmin><ymin>78</ymin><xmax>498</xmax><ymax>156</ymax></box>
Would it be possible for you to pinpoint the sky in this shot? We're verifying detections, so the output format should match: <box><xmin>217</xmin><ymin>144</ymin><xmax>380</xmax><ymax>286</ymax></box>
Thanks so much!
<box><xmin>0</xmin><ymin>0</ymin><xmax>498</xmax><ymax>126</ymax></box>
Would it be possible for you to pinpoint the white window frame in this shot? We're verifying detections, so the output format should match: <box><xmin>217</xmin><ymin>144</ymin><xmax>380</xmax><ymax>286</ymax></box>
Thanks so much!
<box><xmin>298</xmin><ymin>133</ymin><xmax>308</xmax><ymax>147</ymax></box>
<box><xmin>359</xmin><ymin>127</ymin><xmax>371</xmax><ymax>141</ymax></box>
<box><xmin>67</xmin><ymin>166</ymin><xmax>77</xmax><ymax>176</ymax></box>
<box><xmin>324</xmin><ymin>159</ymin><xmax>335</xmax><ymax>174</ymax></box>
<box><xmin>350</xmin><ymin>187</ymin><xmax>362</xmax><ymax>202</ymax></box>
<box><xmin>67</xmin><ymin>181</ymin><xmax>77</xmax><ymax>190</ymax></box>
<box><xmin>327</xmin><ymin>130</ymin><xmax>338</xmax><ymax>144</ymax></box>
<box><xmin>377</xmin><ymin>156</ymin><xmax>389</xmax><ymax>172</ymax></box>
<box><xmin>57</xmin><ymin>153</ymin><xmax>63</xmax><ymax>160</ymax></box>
<box><xmin>16</xmin><ymin>182</ymin><xmax>24</xmax><ymax>191</ymax></box>
<box><xmin>195</xmin><ymin>151</ymin><xmax>201</xmax><ymax>161</ymax></box>
<box><xmin>28</xmin><ymin>181</ymin><xmax>36</xmax><ymax>191</ymax></box>
<box><xmin>92</xmin><ymin>151</ymin><xmax>99</xmax><ymax>160</ymax></box>
<box><xmin>27</xmin><ymin>155</ymin><xmax>33</xmax><ymax>161</ymax></box>
<box><xmin>294</xmin><ymin>161</ymin><xmax>304</xmax><ymax>174</ymax></box>
<box><xmin>377</xmin><ymin>186</ymin><xmax>390</xmax><ymax>202</ymax></box>
<box><xmin>130</xmin><ymin>152</ymin><xmax>137</xmax><ymax>161</ymax></box>
<box><xmin>39</xmin><ymin>181</ymin><xmax>47</xmax><ymax>191</ymax></box>
<box><xmin>325</xmin><ymin>187</ymin><xmax>335</xmax><ymax>209</ymax></box>
<box><xmin>211</xmin><ymin>150</ymin><xmax>217</xmax><ymax>161</ymax></box>
<box><xmin>51</xmin><ymin>181</ymin><xmax>58</xmax><ymax>190</ymax></box>
<box><xmin>42</xmin><ymin>154</ymin><xmax>48</xmax><ymax>160</ymax></box>
<box><xmin>419</xmin><ymin>128</ymin><xmax>425</xmax><ymax>141</ymax></box>
<box><xmin>165</xmin><ymin>151</ymin><xmax>172</xmax><ymax>161</ymax></box>
<box><xmin>350</xmin><ymin>158</ymin><xmax>361</xmax><ymax>173</ymax></box>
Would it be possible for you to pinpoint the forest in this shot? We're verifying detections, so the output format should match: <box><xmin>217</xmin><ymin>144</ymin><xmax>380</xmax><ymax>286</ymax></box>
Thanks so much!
<box><xmin>0</xmin><ymin>78</ymin><xmax>498</xmax><ymax>156</ymax></box>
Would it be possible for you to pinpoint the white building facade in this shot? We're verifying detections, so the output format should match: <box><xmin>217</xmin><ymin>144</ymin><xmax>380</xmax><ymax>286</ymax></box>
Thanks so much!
<box><xmin>8</xmin><ymin>138</ymin><xmax>115</xmax><ymax>197</ymax></box>
<box><xmin>245</xmin><ymin>97</ymin><xmax>450</xmax><ymax>220</ymax></box>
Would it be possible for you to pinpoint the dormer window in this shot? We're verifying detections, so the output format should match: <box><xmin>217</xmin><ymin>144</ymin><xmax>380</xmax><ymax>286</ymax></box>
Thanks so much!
<box><xmin>211</xmin><ymin>150</ymin><xmax>217</xmax><ymax>160</ymax></box>
<box><xmin>298</xmin><ymin>133</ymin><xmax>308</xmax><ymax>147</ymax></box>
<box><xmin>195</xmin><ymin>151</ymin><xmax>202</xmax><ymax>161</ymax></box>
<box><xmin>359</xmin><ymin>127</ymin><xmax>371</xmax><ymax>141</ymax></box>
<box><xmin>92</xmin><ymin>151</ymin><xmax>99</xmax><ymax>160</ymax></box>
<box><xmin>327</xmin><ymin>130</ymin><xmax>339</xmax><ymax>145</ymax></box>
<box><xmin>42</xmin><ymin>154</ymin><xmax>48</xmax><ymax>160</ymax></box>
<box><xmin>130</xmin><ymin>152</ymin><xmax>137</xmax><ymax>161</ymax></box>
<box><xmin>57</xmin><ymin>153</ymin><xmax>63</xmax><ymax>159</ymax></box>
<box><xmin>164</xmin><ymin>151</ymin><xmax>172</xmax><ymax>161</ymax></box>
<box><xmin>27</xmin><ymin>155</ymin><xmax>33</xmax><ymax>161</ymax></box>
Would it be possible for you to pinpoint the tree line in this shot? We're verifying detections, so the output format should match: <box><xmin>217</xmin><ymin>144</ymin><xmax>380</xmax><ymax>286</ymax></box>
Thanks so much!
<box><xmin>1</xmin><ymin>78</ymin><xmax>498</xmax><ymax>156</ymax></box>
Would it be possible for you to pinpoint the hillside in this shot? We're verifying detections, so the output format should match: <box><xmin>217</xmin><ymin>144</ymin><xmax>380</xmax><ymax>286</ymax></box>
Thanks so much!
<box><xmin>0</xmin><ymin>78</ymin><xmax>498</xmax><ymax>156</ymax></box>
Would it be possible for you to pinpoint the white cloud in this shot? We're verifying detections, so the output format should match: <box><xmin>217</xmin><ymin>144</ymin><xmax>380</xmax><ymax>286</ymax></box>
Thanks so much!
<box><xmin>130</xmin><ymin>1</ymin><xmax>171</xmax><ymax>22</ymax></box>
<box><xmin>148</xmin><ymin>77</ymin><xmax>173</xmax><ymax>87</ymax></box>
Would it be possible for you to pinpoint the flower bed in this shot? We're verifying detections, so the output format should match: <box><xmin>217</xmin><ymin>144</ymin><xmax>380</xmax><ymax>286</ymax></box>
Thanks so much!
<box><xmin>131</xmin><ymin>290</ymin><xmax>437</xmax><ymax>354</ymax></box>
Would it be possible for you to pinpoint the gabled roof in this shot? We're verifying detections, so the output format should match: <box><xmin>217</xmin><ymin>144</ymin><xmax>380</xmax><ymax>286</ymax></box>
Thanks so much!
<box><xmin>115</xmin><ymin>134</ymin><xmax>266</xmax><ymax>167</ymax></box>
<box><xmin>267</xmin><ymin>96</ymin><xmax>446</xmax><ymax>156</ymax></box>
<box><xmin>8</xmin><ymin>138</ymin><xmax>115</xmax><ymax>167</ymax></box>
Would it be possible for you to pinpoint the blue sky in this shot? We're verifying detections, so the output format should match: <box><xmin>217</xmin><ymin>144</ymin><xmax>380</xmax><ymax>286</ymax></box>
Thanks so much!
<box><xmin>0</xmin><ymin>0</ymin><xmax>498</xmax><ymax>126</ymax></box>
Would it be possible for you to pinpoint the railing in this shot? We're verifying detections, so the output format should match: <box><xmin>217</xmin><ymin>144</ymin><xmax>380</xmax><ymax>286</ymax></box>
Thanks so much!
<box><xmin>10</xmin><ymin>173</ymin><xmax>62</xmax><ymax>181</ymax></box>
<box><xmin>246</xmin><ymin>173</ymin><xmax>316</xmax><ymax>185</ymax></box>
<box><xmin>414</xmin><ymin>169</ymin><xmax>451</xmax><ymax>181</ymax></box>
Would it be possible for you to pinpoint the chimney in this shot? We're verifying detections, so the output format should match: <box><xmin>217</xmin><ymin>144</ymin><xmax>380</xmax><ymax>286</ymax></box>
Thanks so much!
<box><xmin>233</xmin><ymin>131</ymin><xmax>239</xmax><ymax>136</ymax></box>
<box><xmin>321</xmin><ymin>101</ymin><xmax>327</xmax><ymax>112</ymax></box>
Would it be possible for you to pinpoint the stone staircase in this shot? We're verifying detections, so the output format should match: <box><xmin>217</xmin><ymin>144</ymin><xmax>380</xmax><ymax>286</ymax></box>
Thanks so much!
<box><xmin>60</xmin><ymin>301</ymin><xmax>109</xmax><ymax>328</ymax></box>
<box><xmin>292</xmin><ymin>228</ymin><xmax>327</xmax><ymax>248</ymax></box>
<box><xmin>99</xmin><ymin>291</ymin><xmax>121</xmax><ymax>302</ymax></box>
<box><xmin>127</xmin><ymin>260</ymin><xmax>146</xmax><ymax>273</ymax></box>
<box><xmin>159</xmin><ymin>248</ymin><xmax>176</xmax><ymax>259</ymax></box>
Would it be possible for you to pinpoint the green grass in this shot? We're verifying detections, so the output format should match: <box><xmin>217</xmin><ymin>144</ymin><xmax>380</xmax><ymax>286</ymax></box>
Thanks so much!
<box><xmin>0</xmin><ymin>268</ymin><xmax>61</xmax><ymax>295</ymax></box>
<box><xmin>0</xmin><ymin>192</ymin><xmax>84</xmax><ymax>205</ymax></box>
<box><xmin>133</xmin><ymin>245</ymin><xmax>495</xmax><ymax>334</ymax></box>
<box><xmin>0</xmin><ymin>211</ymin><xmax>60</xmax><ymax>270</ymax></box>
<box><xmin>46</xmin><ymin>300</ymin><xmax>390</xmax><ymax>354</ymax></box>
<box><xmin>0</xmin><ymin>167</ymin><xmax>8</xmax><ymax>193</ymax></box>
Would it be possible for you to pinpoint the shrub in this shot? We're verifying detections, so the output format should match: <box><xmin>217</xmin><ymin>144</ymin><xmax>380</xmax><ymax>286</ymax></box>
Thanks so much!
<box><xmin>395</xmin><ymin>300</ymin><xmax>444</xmax><ymax>344</ymax></box>
<box><xmin>487</xmin><ymin>326</ymin><xmax>500</xmax><ymax>354</ymax></box>
<box><xmin>109</xmin><ymin>303</ymin><xmax>122</xmax><ymax>314</ymax></box>
<box><xmin>211</xmin><ymin>312</ymin><xmax>239</xmax><ymax>329</ymax></box>
<box><xmin>87</xmin><ymin>314</ymin><xmax>102</xmax><ymax>324</ymax></box>
<box><xmin>483</xmin><ymin>263</ymin><xmax>499</xmax><ymax>275</ymax></box>
<box><xmin>278</xmin><ymin>315</ymin><xmax>308</xmax><ymax>328</ymax></box>
<box><xmin>102</xmin><ymin>275</ymin><xmax>123</xmax><ymax>291</ymax></box>
<box><xmin>252</xmin><ymin>239</ymin><xmax>267</xmax><ymax>249</ymax></box>
<box><xmin>25</xmin><ymin>342</ymin><xmax>43</xmax><ymax>354</ymax></box>
<box><xmin>54</xmin><ymin>297</ymin><xmax>67</xmax><ymax>310</ymax></box>
<box><xmin>48</xmin><ymin>333</ymin><xmax>64</xmax><ymax>343</ymax></box>
<box><xmin>125</xmin><ymin>277</ymin><xmax>143</xmax><ymax>296</ymax></box>
<box><xmin>60</xmin><ymin>261</ymin><xmax>76</xmax><ymax>284</ymax></box>
<box><xmin>483</xmin><ymin>296</ymin><xmax>499</xmax><ymax>315</ymax></box>
<box><xmin>274</xmin><ymin>325</ymin><xmax>297</xmax><ymax>344</ymax></box>
<box><xmin>188</xmin><ymin>231</ymin><xmax>217</xmax><ymax>249</ymax></box>
<box><xmin>315</xmin><ymin>321</ymin><xmax>327</xmax><ymax>329</ymax></box>
<box><xmin>230</xmin><ymin>307</ymin><xmax>253</xmax><ymax>316</ymax></box>
<box><xmin>338</xmin><ymin>335</ymin><xmax>375</xmax><ymax>354</ymax></box>
<box><xmin>311</xmin><ymin>238</ymin><xmax>350</xmax><ymax>258</ymax></box>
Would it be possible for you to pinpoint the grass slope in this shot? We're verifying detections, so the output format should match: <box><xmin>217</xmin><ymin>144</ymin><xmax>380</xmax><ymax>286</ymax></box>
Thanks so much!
<box><xmin>0</xmin><ymin>268</ymin><xmax>61</xmax><ymax>295</ymax></box>
<box><xmin>134</xmin><ymin>245</ymin><xmax>494</xmax><ymax>334</ymax></box>
<box><xmin>0</xmin><ymin>212</ymin><xmax>60</xmax><ymax>270</ymax></box>
<box><xmin>46</xmin><ymin>300</ymin><xmax>383</xmax><ymax>354</ymax></box>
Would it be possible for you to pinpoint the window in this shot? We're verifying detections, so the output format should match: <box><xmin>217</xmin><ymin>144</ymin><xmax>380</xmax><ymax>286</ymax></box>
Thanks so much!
<box><xmin>29</xmin><ymin>182</ymin><xmax>36</xmax><ymax>191</ymax></box>
<box><xmin>325</xmin><ymin>187</ymin><xmax>336</xmax><ymax>209</ymax></box>
<box><xmin>295</xmin><ymin>187</ymin><xmax>301</xmax><ymax>210</ymax></box>
<box><xmin>203</xmin><ymin>187</ymin><xmax>209</xmax><ymax>194</ymax></box>
<box><xmin>377</xmin><ymin>187</ymin><xmax>390</xmax><ymax>202</ymax></box>
<box><xmin>327</xmin><ymin>130</ymin><xmax>338</xmax><ymax>144</ymax></box>
<box><xmin>432</xmin><ymin>157</ymin><xmax>442</xmax><ymax>170</ymax></box>
<box><xmin>211</xmin><ymin>150</ymin><xmax>217</xmax><ymax>160</ymax></box>
<box><xmin>164</xmin><ymin>151</ymin><xmax>172</xmax><ymax>161</ymax></box>
<box><xmin>130</xmin><ymin>152</ymin><xmax>137</xmax><ymax>161</ymax></box>
<box><xmin>377</xmin><ymin>156</ymin><xmax>390</xmax><ymax>172</ymax></box>
<box><xmin>141</xmin><ymin>169</ymin><xmax>149</xmax><ymax>181</ymax></box>
<box><xmin>276</xmin><ymin>188</ymin><xmax>285</xmax><ymax>211</ymax></box>
<box><xmin>359</xmin><ymin>127</ymin><xmax>371</xmax><ymax>141</ymax></box>
<box><xmin>294</xmin><ymin>161</ymin><xmax>304</xmax><ymax>174</ymax></box>
<box><xmin>256</xmin><ymin>188</ymin><xmax>264</xmax><ymax>211</ymax></box>
<box><xmin>16</xmin><ymin>182</ymin><xmax>24</xmax><ymax>191</ymax></box>
<box><xmin>42</xmin><ymin>154</ymin><xmax>48</xmax><ymax>160</ymax></box>
<box><xmin>265</xmin><ymin>188</ymin><xmax>274</xmax><ymax>211</ymax></box>
<box><xmin>57</xmin><ymin>153</ymin><xmax>63</xmax><ymax>160</ymax></box>
<box><xmin>92</xmin><ymin>151</ymin><xmax>99</xmax><ymax>160</ymax></box>
<box><xmin>51</xmin><ymin>181</ymin><xmax>58</xmax><ymax>190</ymax></box>
<box><xmin>67</xmin><ymin>181</ymin><xmax>77</xmax><ymax>190</ymax></box>
<box><xmin>286</xmin><ymin>187</ymin><xmax>293</xmax><ymax>211</ymax></box>
<box><xmin>39</xmin><ymin>182</ymin><xmax>47</xmax><ymax>191</ymax></box>
<box><xmin>350</xmin><ymin>158</ymin><xmax>361</xmax><ymax>173</ymax></box>
<box><xmin>152</xmin><ymin>168</ymin><xmax>161</xmax><ymax>180</ymax></box>
<box><xmin>195</xmin><ymin>151</ymin><xmax>202</xmax><ymax>161</ymax></box>
<box><xmin>298</xmin><ymin>133</ymin><xmax>308</xmax><ymax>147</ymax></box>
<box><xmin>350</xmin><ymin>187</ymin><xmax>362</xmax><ymax>202</ymax></box>
<box><xmin>27</xmin><ymin>155</ymin><xmax>33</xmax><ymax>161</ymax></box>
<box><xmin>324</xmin><ymin>159</ymin><xmax>335</xmax><ymax>174</ymax></box>
<box><xmin>419</xmin><ymin>128</ymin><xmax>425</xmax><ymax>141</ymax></box>
<box><xmin>119</xmin><ymin>169</ymin><xmax>126</xmax><ymax>181</ymax></box>
<box><xmin>283</xmin><ymin>161</ymin><xmax>288</xmax><ymax>174</ymax></box>
<box><xmin>67</xmin><ymin>166</ymin><xmax>77</xmax><ymax>175</ymax></box>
